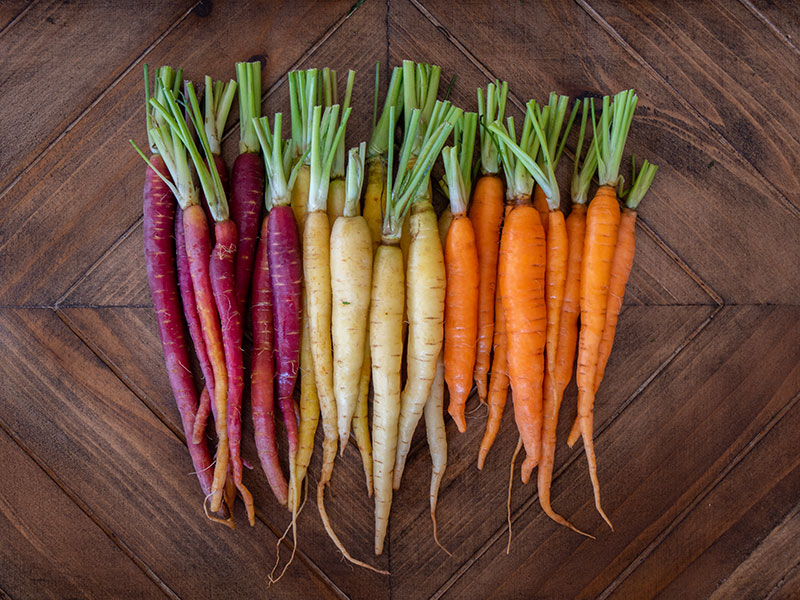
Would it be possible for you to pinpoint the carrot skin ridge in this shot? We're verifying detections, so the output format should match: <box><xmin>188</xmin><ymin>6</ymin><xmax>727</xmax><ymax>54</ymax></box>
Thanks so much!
<box><xmin>268</xmin><ymin>205</ymin><xmax>302</xmax><ymax>461</ymax></box>
<box><xmin>211</xmin><ymin>219</ymin><xmax>255</xmax><ymax>525</ymax></box>
<box><xmin>251</xmin><ymin>217</ymin><xmax>289</xmax><ymax>505</ymax></box>
<box><xmin>183</xmin><ymin>204</ymin><xmax>230</xmax><ymax>511</ymax></box>
<box><xmin>143</xmin><ymin>158</ymin><xmax>215</xmax><ymax>499</ymax></box>
<box><xmin>230</xmin><ymin>152</ymin><xmax>265</xmax><ymax>312</ymax></box>
<box><xmin>175</xmin><ymin>207</ymin><xmax>216</xmax><ymax>443</ymax></box>
<box><xmin>574</xmin><ymin>185</ymin><xmax>620</xmax><ymax>529</ymax></box>
<box><xmin>498</xmin><ymin>205</ymin><xmax>546</xmax><ymax>485</ymax></box>
<box><xmin>444</xmin><ymin>215</ymin><xmax>479</xmax><ymax>432</ymax></box>
<box><xmin>470</xmin><ymin>174</ymin><xmax>504</xmax><ymax>403</ymax></box>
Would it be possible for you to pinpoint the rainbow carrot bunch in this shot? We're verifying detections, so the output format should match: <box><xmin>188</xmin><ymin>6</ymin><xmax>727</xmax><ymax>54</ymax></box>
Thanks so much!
<box><xmin>133</xmin><ymin>60</ymin><xmax>659</xmax><ymax>575</ymax></box>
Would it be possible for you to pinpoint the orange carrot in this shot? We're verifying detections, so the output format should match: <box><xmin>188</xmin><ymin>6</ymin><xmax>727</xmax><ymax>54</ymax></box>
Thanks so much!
<box><xmin>471</xmin><ymin>81</ymin><xmax>508</xmax><ymax>403</ymax></box>
<box><xmin>573</xmin><ymin>90</ymin><xmax>638</xmax><ymax>530</ymax></box>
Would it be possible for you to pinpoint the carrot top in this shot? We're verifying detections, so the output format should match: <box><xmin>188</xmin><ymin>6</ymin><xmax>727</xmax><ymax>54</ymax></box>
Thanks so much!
<box><xmin>571</xmin><ymin>98</ymin><xmax>599</xmax><ymax>206</ymax></box>
<box><xmin>477</xmin><ymin>80</ymin><xmax>508</xmax><ymax>176</ymax></box>
<box><xmin>344</xmin><ymin>142</ymin><xmax>367</xmax><ymax>217</ymax></box>
<box><xmin>253</xmin><ymin>113</ymin><xmax>306</xmax><ymax>209</ymax></box>
<box><xmin>308</xmin><ymin>104</ymin><xmax>352</xmax><ymax>213</ymax></box>
<box><xmin>367</xmin><ymin>64</ymin><xmax>403</xmax><ymax>160</ymax></box>
<box><xmin>289</xmin><ymin>68</ymin><xmax>320</xmax><ymax>165</ymax></box>
<box><xmin>402</xmin><ymin>60</ymin><xmax>442</xmax><ymax>157</ymax></box>
<box><xmin>236</xmin><ymin>61</ymin><xmax>262</xmax><ymax>154</ymax></box>
<box><xmin>593</xmin><ymin>89</ymin><xmax>638</xmax><ymax>188</ymax></box>
<box><xmin>382</xmin><ymin>105</ymin><xmax>459</xmax><ymax>240</ymax></box>
<box><xmin>529</xmin><ymin>94</ymin><xmax>575</xmax><ymax>211</ymax></box>
<box><xmin>143</xmin><ymin>64</ymin><xmax>182</xmax><ymax>155</ymax></box>
<box><xmin>488</xmin><ymin>106</ymin><xmax>544</xmax><ymax>202</ymax></box>
<box><xmin>327</xmin><ymin>69</ymin><xmax>355</xmax><ymax>180</ymax></box>
<box><xmin>203</xmin><ymin>75</ymin><xmax>237</xmax><ymax>156</ymax></box>
<box><xmin>412</xmin><ymin>100</ymin><xmax>463</xmax><ymax>204</ymax></box>
<box><xmin>624</xmin><ymin>157</ymin><xmax>658</xmax><ymax>210</ymax></box>
<box><xmin>441</xmin><ymin>110</ymin><xmax>477</xmax><ymax>212</ymax></box>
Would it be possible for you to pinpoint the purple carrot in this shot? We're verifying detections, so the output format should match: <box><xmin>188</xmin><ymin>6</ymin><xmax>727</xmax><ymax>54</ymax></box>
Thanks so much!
<box><xmin>230</xmin><ymin>151</ymin><xmax>264</xmax><ymax>310</ymax></box>
<box><xmin>143</xmin><ymin>156</ymin><xmax>216</xmax><ymax>502</ymax></box>
<box><xmin>268</xmin><ymin>204</ymin><xmax>302</xmax><ymax>461</ymax></box>
<box><xmin>251</xmin><ymin>216</ymin><xmax>289</xmax><ymax>505</ymax></box>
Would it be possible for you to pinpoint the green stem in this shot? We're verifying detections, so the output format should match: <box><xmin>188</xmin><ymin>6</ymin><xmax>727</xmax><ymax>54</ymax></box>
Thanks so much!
<box><xmin>594</xmin><ymin>89</ymin><xmax>638</xmax><ymax>188</ymax></box>
<box><xmin>625</xmin><ymin>157</ymin><xmax>658</xmax><ymax>209</ymax></box>
<box><xmin>571</xmin><ymin>98</ymin><xmax>598</xmax><ymax>205</ymax></box>
<box><xmin>442</xmin><ymin>146</ymin><xmax>467</xmax><ymax>215</ymax></box>
<box><xmin>236</xmin><ymin>61</ymin><xmax>262</xmax><ymax>154</ymax></box>
<box><xmin>403</xmin><ymin>60</ymin><xmax>442</xmax><ymax>157</ymax></box>
<box><xmin>331</xmin><ymin>69</ymin><xmax>356</xmax><ymax>179</ymax></box>
<box><xmin>368</xmin><ymin>65</ymin><xmax>403</xmax><ymax>159</ymax></box>
<box><xmin>308</xmin><ymin>104</ymin><xmax>352</xmax><ymax>212</ymax></box>
<box><xmin>477</xmin><ymin>80</ymin><xmax>508</xmax><ymax>175</ymax></box>
<box><xmin>204</xmin><ymin>75</ymin><xmax>237</xmax><ymax>155</ymax></box>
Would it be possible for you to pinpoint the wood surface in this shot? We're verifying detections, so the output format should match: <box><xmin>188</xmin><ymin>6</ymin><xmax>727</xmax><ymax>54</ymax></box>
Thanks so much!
<box><xmin>0</xmin><ymin>1</ymin><xmax>798</xmax><ymax>598</ymax></box>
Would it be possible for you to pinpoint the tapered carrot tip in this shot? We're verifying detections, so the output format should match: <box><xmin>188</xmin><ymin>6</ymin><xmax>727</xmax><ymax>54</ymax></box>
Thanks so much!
<box><xmin>567</xmin><ymin>419</ymin><xmax>580</xmax><ymax>447</ymax></box>
<box><xmin>521</xmin><ymin>456</ymin><xmax>538</xmax><ymax>483</ymax></box>
<box><xmin>448</xmin><ymin>408</ymin><xmax>466</xmax><ymax>433</ymax></box>
<box><xmin>476</xmin><ymin>380</ymin><xmax>488</xmax><ymax>404</ymax></box>
<box><xmin>477</xmin><ymin>449</ymin><xmax>488</xmax><ymax>471</ymax></box>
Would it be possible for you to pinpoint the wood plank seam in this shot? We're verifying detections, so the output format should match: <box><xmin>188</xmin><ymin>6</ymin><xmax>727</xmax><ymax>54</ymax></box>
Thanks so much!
<box><xmin>739</xmin><ymin>0</ymin><xmax>800</xmax><ymax>57</ymax></box>
<box><xmin>597</xmin><ymin>388</ymin><xmax>800</xmax><ymax>600</ymax></box>
<box><xmin>0</xmin><ymin>384</ymin><xmax>181</xmax><ymax>600</ymax></box>
<box><xmin>54</xmin><ymin>0</ymin><xmax>369</xmax><ymax>310</ymax></box>
<box><xmin>406</xmin><ymin>0</ymin><xmax>724</xmax><ymax>310</ymax></box>
<box><xmin>0</xmin><ymin>0</ymin><xmax>37</xmax><ymax>39</ymax></box>
<box><xmin>430</xmin><ymin>303</ymin><xmax>722</xmax><ymax>600</ymax></box>
<box><xmin>765</xmin><ymin>555</ymin><xmax>800</xmax><ymax>600</ymax></box>
<box><xmin>0</xmin><ymin>4</ymin><xmax>199</xmax><ymax>205</ymax></box>
<box><xmin>53</xmin><ymin>308</ymin><xmax>352</xmax><ymax>600</ymax></box>
<box><xmin>0</xmin><ymin>582</ymin><xmax>13</xmax><ymax>600</ymax></box>
<box><xmin>574</xmin><ymin>0</ymin><xmax>800</xmax><ymax>218</ymax></box>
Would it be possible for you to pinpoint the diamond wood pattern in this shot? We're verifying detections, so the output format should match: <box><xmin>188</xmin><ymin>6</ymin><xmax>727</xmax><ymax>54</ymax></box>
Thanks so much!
<box><xmin>0</xmin><ymin>1</ymin><xmax>798</xmax><ymax>598</ymax></box>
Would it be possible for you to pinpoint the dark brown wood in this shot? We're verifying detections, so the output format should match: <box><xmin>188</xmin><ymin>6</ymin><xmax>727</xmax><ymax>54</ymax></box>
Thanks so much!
<box><xmin>0</xmin><ymin>0</ymin><xmax>354</xmax><ymax>306</ymax></box>
<box><xmin>0</xmin><ymin>308</ymin><xmax>338</xmax><ymax>600</ymax></box>
<box><xmin>0</xmin><ymin>425</ymin><xmax>165</xmax><ymax>599</ymax></box>
<box><xmin>1</xmin><ymin>1</ymin><xmax>799</xmax><ymax>598</ymax></box>
<box><xmin>441</xmin><ymin>306</ymin><xmax>800</xmax><ymax>599</ymax></box>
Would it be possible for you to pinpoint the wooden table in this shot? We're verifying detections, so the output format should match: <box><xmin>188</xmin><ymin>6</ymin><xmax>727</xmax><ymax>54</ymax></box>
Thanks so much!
<box><xmin>2</xmin><ymin>1</ymin><xmax>798</xmax><ymax>598</ymax></box>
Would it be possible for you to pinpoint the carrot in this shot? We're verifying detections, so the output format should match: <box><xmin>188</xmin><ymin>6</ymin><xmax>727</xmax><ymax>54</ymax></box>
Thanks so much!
<box><xmin>472</xmin><ymin>80</ymin><xmax>508</xmax><ymax>403</ymax></box>
<box><xmin>441</xmin><ymin>114</ymin><xmax>479</xmax><ymax>432</ymax></box>
<box><xmin>331</xmin><ymin>143</ymin><xmax>371</xmax><ymax>450</ymax></box>
<box><xmin>131</xmin><ymin>65</ymin><xmax>230</xmax><ymax>526</ymax></box>
<box><xmin>539</xmin><ymin>99</ymin><xmax>598</xmax><ymax>534</ymax></box>
<box><xmin>424</xmin><ymin>353</ymin><xmax>450</xmax><ymax>553</ymax></box>
<box><xmin>489</xmin><ymin>110</ymin><xmax>548</xmax><ymax>484</ymax></box>
<box><xmin>572</xmin><ymin>90</ymin><xmax>638</xmax><ymax>530</ymax></box>
<box><xmin>178</xmin><ymin>82</ymin><xmax>256</xmax><ymax>524</ymax></box>
<box><xmin>372</xmin><ymin>107</ymin><xmax>456</xmax><ymax>555</ymax></box>
<box><xmin>290</xmin><ymin>69</ymin><xmax>319</xmax><ymax>232</ymax></box>
<box><xmin>230</xmin><ymin>62</ymin><xmax>266</xmax><ymax>312</ymax></box>
<box><xmin>394</xmin><ymin>65</ymin><xmax>460</xmax><ymax>487</ymax></box>
<box><xmin>567</xmin><ymin>157</ymin><xmax>658</xmax><ymax>445</ymax></box>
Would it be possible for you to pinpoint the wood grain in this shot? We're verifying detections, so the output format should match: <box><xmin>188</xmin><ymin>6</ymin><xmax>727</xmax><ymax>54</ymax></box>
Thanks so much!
<box><xmin>0</xmin><ymin>425</ymin><xmax>165</xmax><ymax>600</ymax></box>
<box><xmin>0</xmin><ymin>308</ymin><xmax>338</xmax><ymax>600</ymax></box>
<box><xmin>441</xmin><ymin>305</ymin><xmax>800</xmax><ymax>599</ymax></box>
<box><xmin>0</xmin><ymin>0</ymin><xmax>354</xmax><ymax>306</ymax></box>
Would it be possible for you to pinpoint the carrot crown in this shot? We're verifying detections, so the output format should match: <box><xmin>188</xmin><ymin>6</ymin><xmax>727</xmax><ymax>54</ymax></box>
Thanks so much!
<box><xmin>289</xmin><ymin>68</ymin><xmax>320</xmax><ymax>165</ymax></box>
<box><xmin>593</xmin><ymin>89</ymin><xmax>638</xmax><ymax>188</ymax></box>
<box><xmin>624</xmin><ymin>157</ymin><xmax>658</xmax><ymax>210</ymax></box>
<box><xmin>413</xmin><ymin>100</ymin><xmax>463</xmax><ymax>203</ymax></box>
<box><xmin>144</xmin><ymin>64</ymin><xmax>182</xmax><ymax>154</ymax></box>
<box><xmin>236</xmin><ymin>61</ymin><xmax>262</xmax><ymax>154</ymax></box>
<box><xmin>571</xmin><ymin>98</ymin><xmax>598</xmax><ymax>205</ymax></box>
<box><xmin>382</xmin><ymin>105</ymin><xmax>458</xmax><ymax>240</ymax></box>
<box><xmin>489</xmin><ymin>107</ymin><xmax>543</xmax><ymax>202</ymax></box>
<box><xmin>329</xmin><ymin>69</ymin><xmax>356</xmax><ymax>180</ymax></box>
<box><xmin>308</xmin><ymin>104</ymin><xmax>352</xmax><ymax>212</ymax></box>
<box><xmin>477</xmin><ymin>80</ymin><xmax>508</xmax><ymax>175</ymax></box>
<box><xmin>367</xmin><ymin>64</ymin><xmax>403</xmax><ymax>160</ymax></box>
<box><xmin>253</xmin><ymin>114</ymin><xmax>306</xmax><ymax>209</ymax></box>
<box><xmin>344</xmin><ymin>142</ymin><xmax>367</xmax><ymax>217</ymax></box>
<box><xmin>530</xmin><ymin>94</ymin><xmax>575</xmax><ymax>211</ymax></box>
<box><xmin>203</xmin><ymin>75</ymin><xmax>237</xmax><ymax>156</ymax></box>
<box><xmin>402</xmin><ymin>60</ymin><xmax>442</xmax><ymax>158</ymax></box>
<box><xmin>132</xmin><ymin>67</ymin><xmax>205</xmax><ymax>211</ymax></box>
<box><xmin>440</xmin><ymin>111</ymin><xmax>477</xmax><ymax>212</ymax></box>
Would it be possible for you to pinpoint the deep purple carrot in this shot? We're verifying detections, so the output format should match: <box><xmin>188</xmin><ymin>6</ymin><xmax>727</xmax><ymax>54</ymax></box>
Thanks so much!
<box><xmin>230</xmin><ymin>61</ymin><xmax>266</xmax><ymax>312</ymax></box>
<box><xmin>143</xmin><ymin>155</ymin><xmax>216</xmax><ymax>502</ymax></box>
<box><xmin>251</xmin><ymin>216</ymin><xmax>289</xmax><ymax>505</ymax></box>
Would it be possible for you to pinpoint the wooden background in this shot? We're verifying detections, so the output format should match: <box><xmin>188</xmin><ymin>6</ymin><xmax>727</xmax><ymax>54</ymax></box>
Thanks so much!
<box><xmin>1</xmin><ymin>0</ymin><xmax>799</xmax><ymax>598</ymax></box>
